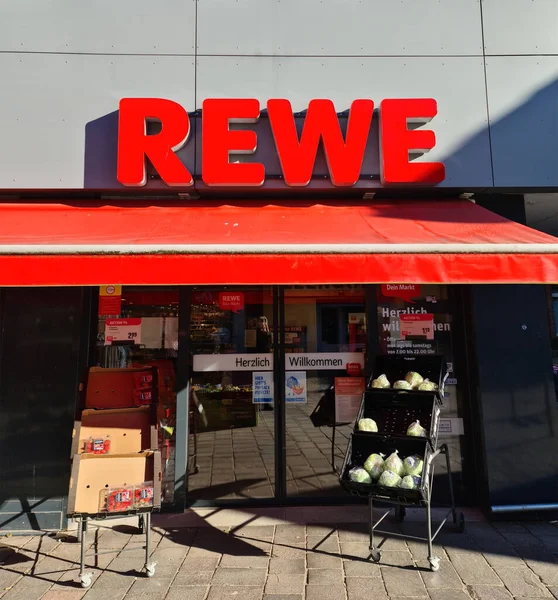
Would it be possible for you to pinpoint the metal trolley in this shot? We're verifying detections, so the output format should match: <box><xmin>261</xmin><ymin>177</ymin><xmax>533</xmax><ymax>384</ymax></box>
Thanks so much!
<box><xmin>339</xmin><ymin>356</ymin><xmax>465</xmax><ymax>572</ymax></box>
<box><xmin>74</xmin><ymin>510</ymin><xmax>156</xmax><ymax>589</ymax></box>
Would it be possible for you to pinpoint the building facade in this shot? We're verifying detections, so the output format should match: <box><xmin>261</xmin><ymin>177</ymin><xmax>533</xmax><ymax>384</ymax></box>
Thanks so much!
<box><xmin>1</xmin><ymin>0</ymin><xmax>558</xmax><ymax>531</ymax></box>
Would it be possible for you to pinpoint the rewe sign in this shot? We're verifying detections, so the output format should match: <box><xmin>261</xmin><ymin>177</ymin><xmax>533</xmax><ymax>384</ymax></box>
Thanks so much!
<box><xmin>117</xmin><ymin>98</ymin><xmax>445</xmax><ymax>188</ymax></box>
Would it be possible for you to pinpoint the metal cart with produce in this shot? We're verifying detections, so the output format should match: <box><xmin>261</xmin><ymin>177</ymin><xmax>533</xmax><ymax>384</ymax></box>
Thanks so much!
<box><xmin>67</xmin><ymin>451</ymin><xmax>161</xmax><ymax>588</ymax></box>
<box><xmin>339</xmin><ymin>356</ymin><xmax>465</xmax><ymax>572</ymax></box>
<box><xmin>68</xmin><ymin>366</ymin><xmax>162</xmax><ymax>589</ymax></box>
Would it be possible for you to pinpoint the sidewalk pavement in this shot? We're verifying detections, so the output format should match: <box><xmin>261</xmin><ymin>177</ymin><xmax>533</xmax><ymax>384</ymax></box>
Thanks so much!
<box><xmin>0</xmin><ymin>507</ymin><xmax>556</xmax><ymax>600</ymax></box>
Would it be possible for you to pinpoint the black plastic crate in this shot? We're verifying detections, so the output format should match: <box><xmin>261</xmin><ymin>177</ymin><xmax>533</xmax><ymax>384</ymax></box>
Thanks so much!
<box><xmin>339</xmin><ymin>433</ymin><xmax>432</xmax><ymax>505</ymax></box>
<box><xmin>355</xmin><ymin>390</ymin><xmax>440</xmax><ymax>448</ymax></box>
<box><xmin>368</xmin><ymin>355</ymin><xmax>448</xmax><ymax>403</ymax></box>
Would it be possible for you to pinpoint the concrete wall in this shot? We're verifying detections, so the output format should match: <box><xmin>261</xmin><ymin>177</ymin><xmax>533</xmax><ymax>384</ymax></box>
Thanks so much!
<box><xmin>0</xmin><ymin>0</ymin><xmax>557</xmax><ymax>190</ymax></box>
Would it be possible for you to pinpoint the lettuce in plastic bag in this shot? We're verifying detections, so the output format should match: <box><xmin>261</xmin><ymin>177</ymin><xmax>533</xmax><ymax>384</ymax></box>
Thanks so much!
<box><xmin>393</xmin><ymin>380</ymin><xmax>412</xmax><ymax>390</ymax></box>
<box><xmin>418</xmin><ymin>379</ymin><xmax>438</xmax><ymax>392</ymax></box>
<box><xmin>348</xmin><ymin>467</ymin><xmax>372</xmax><ymax>484</ymax></box>
<box><xmin>405</xmin><ymin>371</ymin><xmax>424</xmax><ymax>389</ymax></box>
<box><xmin>364</xmin><ymin>453</ymin><xmax>385</xmax><ymax>479</ymax></box>
<box><xmin>371</xmin><ymin>374</ymin><xmax>390</xmax><ymax>389</ymax></box>
<box><xmin>401</xmin><ymin>475</ymin><xmax>422</xmax><ymax>490</ymax></box>
<box><xmin>358</xmin><ymin>418</ymin><xmax>378</xmax><ymax>433</ymax></box>
<box><xmin>384</xmin><ymin>450</ymin><xmax>404</xmax><ymax>477</ymax></box>
<box><xmin>403</xmin><ymin>454</ymin><xmax>424</xmax><ymax>476</ymax></box>
<box><xmin>378</xmin><ymin>470</ymin><xmax>402</xmax><ymax>488</ymax></box>
<box><xmin>407</xmin><ymin>420</ymin><xmax>427</xmax><ymax>437</ymax></box>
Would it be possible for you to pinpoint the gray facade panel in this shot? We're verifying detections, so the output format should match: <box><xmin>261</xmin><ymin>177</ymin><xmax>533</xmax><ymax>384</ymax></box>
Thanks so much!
<box><xmin>0</xmin><ymin>0</ymin><xmax>196</xmax><ymax>55</ymax></box>
<box><xmin>482</xmin><ymin>0</ymin><xmax>558</xmax><ymax>56</ymax></box>
<box><xmin>197</xmin><ymin>0</ymin><xmax>484</xmax><ymax>56</ymax></box>
<box><xmin>486</xmin><ymin>56</ymin><xmax>558</xmax><ymax>187</ymax></box>
<box><xmin>0</xmin><ymin>54</ymin><xmax>195</xmax><ymax>189</ymax></box>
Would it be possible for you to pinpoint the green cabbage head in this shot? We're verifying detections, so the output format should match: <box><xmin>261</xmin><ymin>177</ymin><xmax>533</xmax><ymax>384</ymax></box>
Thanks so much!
<box><xmin>401</xmin><ymin>475</ymin><xmax>421</xmax><ymax>490</ymax></box>
<box><xmin>358</xmin><ymin>418</ymin><xmax>378</xmax><ymax>432</ymax></box>
<box><xmin>348</xmin><ymin>467</ymin><xmax>372</xmax><ymax>484</ymax></box>
<box><xmin>378</xmin><ymin>470</ymin><xmax>402</xmax><ymax>488</ymax></box>
<box><xmin>403</xmin><ymin>454</ymin><xmax>424</xmax><ymax>476</ymax></box>
<box><xmin>364</xmin><ymin>453</ymin><xmax>385</xmax><ymax>479</ymax></box>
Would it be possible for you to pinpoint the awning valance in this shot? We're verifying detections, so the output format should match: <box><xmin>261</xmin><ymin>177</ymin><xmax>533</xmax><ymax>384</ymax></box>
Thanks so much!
<box><xmin>0</xmin><ymin>199</ymin><xmax>557</xmax><ymax>285</ymax></box>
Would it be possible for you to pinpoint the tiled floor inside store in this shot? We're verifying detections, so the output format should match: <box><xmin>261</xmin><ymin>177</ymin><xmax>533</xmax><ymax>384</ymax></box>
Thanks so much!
<box><xmin>187</xmin><ymin>383</ymin><xmax>463</xmax><ymax>501</ymax></box>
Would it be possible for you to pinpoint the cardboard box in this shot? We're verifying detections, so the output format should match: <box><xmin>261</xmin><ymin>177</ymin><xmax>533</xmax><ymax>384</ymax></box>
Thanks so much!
<box><xmin>67</xmin><ymin>451</ymin><xmax>161</xmax><ymax>516</ymax></box>
<box><xmin>131</xmin><ymin>360</ymin><xmax>176</xmax><ymax>406</ymax></box>
<box><xmin>71</xmin><ymin>406</ymin><xmax>158</xmax><ymax>457</ymax></box>
<box><xmin>85</xmin><ymin>367</ymin><xmax>158</xmax><ymax>409</ymax></box>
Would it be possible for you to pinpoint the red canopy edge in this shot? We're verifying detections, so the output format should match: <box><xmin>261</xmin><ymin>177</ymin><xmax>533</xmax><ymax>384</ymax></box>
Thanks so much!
<box><xmin>0</xmin><ymin>199</ymin><xmax>556</xmax><ymax>285</ymax></box>
<box><xmin>0</xmin><ymin>253</ymin><xmax>557</xmax><ymax>286</ymax></box>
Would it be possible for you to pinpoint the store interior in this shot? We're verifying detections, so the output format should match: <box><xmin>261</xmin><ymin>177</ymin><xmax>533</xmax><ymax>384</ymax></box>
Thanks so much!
<box><xmin>94</xmin><ymin>284</ymin><xmax>467</xmax><ymax>506</ymax></box>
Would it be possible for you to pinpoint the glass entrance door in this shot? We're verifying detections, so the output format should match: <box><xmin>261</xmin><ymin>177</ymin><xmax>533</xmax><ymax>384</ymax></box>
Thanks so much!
<box><xmin>187</xmin><ymin>286</ymin><xmax>276</xmax><ymax>500</ymax></box>
<box><xmin>282</xmin><ymin>286</ymin><xmax>367</xmax><ymax>497</ymax></box>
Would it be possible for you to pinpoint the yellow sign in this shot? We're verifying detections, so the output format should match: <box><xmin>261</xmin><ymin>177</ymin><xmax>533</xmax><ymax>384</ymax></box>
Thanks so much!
<box><xmin>99</xmin><ymin>285</ymin><xmax>122</xmax><ymax>296</ymax></box>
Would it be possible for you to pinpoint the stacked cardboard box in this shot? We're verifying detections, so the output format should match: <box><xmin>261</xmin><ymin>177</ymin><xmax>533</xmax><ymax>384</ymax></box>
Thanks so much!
<box><xmin>67</xmin><ymin>367</ymin><xmax>162</xmax><ymax>517</ymax></box>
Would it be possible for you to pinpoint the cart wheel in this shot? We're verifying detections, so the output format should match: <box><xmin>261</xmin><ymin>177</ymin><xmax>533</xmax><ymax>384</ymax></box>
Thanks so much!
<box><xmin>395</xmin><ymin>506</ymin><xmax>406</xmax><ymax>523</ymax></box>
<box><xmin>457</xmin><ymin>512</ymin><xmax>465</xmax><ymax>533</ymax></box>
<box><xmin>80</xmin><ymin>573</ymin><xmax>93</xmax><ymax>589</ymax></box>
<box><xmin>428</xmin><ymin>557</ymin><xmax>441</xmax><ymax>572</ymax></box>
<box><xmin>370</xmin><ymin>549</ymin><xmax>381</xmax><ymax>563</ymax></box>
<box><xmin>145</xmin><ymin>562</ymin><xmax>156</xmax><ymax>578</ymax></box>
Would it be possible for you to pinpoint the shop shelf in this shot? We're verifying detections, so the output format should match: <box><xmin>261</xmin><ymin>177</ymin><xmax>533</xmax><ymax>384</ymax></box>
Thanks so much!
<box><xmin>368</xmin><ymin>355</ymin><xmax>448</xmax><ymax>403</ymax></box>
<box><xmin>355</xmin><ymin>390</ymin><xmax>440</xmax><ymax>448</ymax></box>
<box><xmin>340</xmin><ymin>433</ymin><xmax>432</xmax><ymax>505</ymax></box>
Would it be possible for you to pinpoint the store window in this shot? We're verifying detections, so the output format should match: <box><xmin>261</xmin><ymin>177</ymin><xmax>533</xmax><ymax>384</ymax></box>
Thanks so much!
<box><xmin>376</xmin><ymin>284</ymin><xmax>465</xmax><ymax>501</ymax></box>
<box><xmin>95</xmin><ymin>286</ymin><xmax>179</xmax><ymax>505</ymax></box>
<box><xmin>284</xmin><ymin>285</ymin><xmax>366</xmax><ymax>498</ymax></box>
<box><xmin>187</xmin><ymin>287</ymin><xmax>275</xmax><ymax>500</ymax></box>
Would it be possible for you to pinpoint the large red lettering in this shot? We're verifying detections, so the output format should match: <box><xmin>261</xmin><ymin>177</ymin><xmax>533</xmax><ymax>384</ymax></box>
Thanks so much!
<box><xmin>117</xmin><ymin>98</ymin><xmax>193</xmax><ymax>187</ymax></box>
<box><xmin>202</xmin><ymin>98</ymin><xmax>264</xmax><ymax>186</ymax></box>
<box><xmin>380</xmin><ymin>98</ymin><xmax>445</xmax><ymax>184</ymax></box>
<box><xmin>267</xmin><ymin>99</ymin><xmax>374</xmax><ymax>187</ymax></box>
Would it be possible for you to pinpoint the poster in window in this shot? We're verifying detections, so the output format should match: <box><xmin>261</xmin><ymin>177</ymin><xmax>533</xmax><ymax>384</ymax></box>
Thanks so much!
<box><xmin>334</xmin><ymin>377</ymin><xmax>365</xmax><ymax>423</ymax></box>
<box><xmin>285</xmin><ymin>372</ymin><xmax>307</xmax><ymax>403</ymax></box>
<box><xmin>252</xmin><ymin>371</ymin><xmax>274</xmax><ymax>404</ymax></box>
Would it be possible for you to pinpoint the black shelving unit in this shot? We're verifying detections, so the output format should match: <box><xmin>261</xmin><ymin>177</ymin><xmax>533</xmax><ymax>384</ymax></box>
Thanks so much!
<box><xmin>339</xmin><ymin>355</ymin><xmax>464</xmax><ymax>572</ymax></box>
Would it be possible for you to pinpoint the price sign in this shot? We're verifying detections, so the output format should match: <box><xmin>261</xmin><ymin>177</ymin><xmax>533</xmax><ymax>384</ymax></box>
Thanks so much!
<box><xmin>400</xmin><ymin>314</ymin><xmax>434</xmax><ymax>340</ymax></box>
<box><xmin>104</xmin><ymin>318</ymin><xmax>142</xmax><ymax>345</ymax></box>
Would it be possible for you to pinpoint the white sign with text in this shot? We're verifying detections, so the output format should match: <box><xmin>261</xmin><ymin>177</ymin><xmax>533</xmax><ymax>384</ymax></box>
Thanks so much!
<box><xmin>193</xmin><ymin>352</ymin><xmax>365</xmax><ymax>372</ymax></box>
<box><xmin>104</xmin><ymin>318</ymin><xmax>142</xmax><ymax>345</ymax></box>
<box><xmin>438</xmin><ymin>418</ymin><xmax>464</xmax><ymax>436</ymax></box>
<box><xmin>193</xmin><ymin>354</ymin><xmax>273</xmax><ymax>372</ymax></box>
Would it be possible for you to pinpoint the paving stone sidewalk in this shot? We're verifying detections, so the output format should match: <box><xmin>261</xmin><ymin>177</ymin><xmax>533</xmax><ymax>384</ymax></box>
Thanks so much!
<box><xmin>0</xmin><ymin>515</ymin><xmax>557</xmax><ymax>600</ymax></box>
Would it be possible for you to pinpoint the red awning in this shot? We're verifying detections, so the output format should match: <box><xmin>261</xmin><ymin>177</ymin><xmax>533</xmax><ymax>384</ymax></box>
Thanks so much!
<box><xmin>0</xmin><ymin>199</ymin><xmax>557</xmax><ymax>285</ymax></box>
